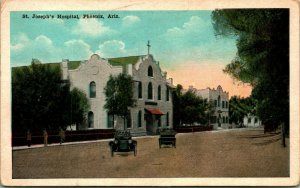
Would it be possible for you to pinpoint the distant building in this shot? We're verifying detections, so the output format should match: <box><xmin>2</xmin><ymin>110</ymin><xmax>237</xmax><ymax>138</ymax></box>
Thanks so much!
<box><xmin>188</xmin><ymin>85</ymin><xmax>230</xmax><ymax>129</ymax></box>
<box><xmin>243</xmin><ymin>114</ymin><xmax>262</xmax><ymax>127</ymax></box>
<box><xmin>61</xmin><ymin>51</ymin><xmax>173</xmax><ymax>136</ymax></box>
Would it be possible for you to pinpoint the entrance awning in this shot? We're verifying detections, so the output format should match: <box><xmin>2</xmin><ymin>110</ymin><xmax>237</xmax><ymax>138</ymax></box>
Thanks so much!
<box><xmin>145</xmin><ymin>108</ymin><xmax>165</xmax><ymax>115</ymax></box>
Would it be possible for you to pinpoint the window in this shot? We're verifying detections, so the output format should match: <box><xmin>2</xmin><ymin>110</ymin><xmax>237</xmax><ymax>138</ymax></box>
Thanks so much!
<box><xmin>88</xmin><ymin>111</ymin><xmax>94</xmax><ymax>128</ymax></box>
<box><xmin>157</xmin><ymin>116</ymin><xmax>161</xmax><ymax>127</ymax></box>
<box><xmin>218</xmin><ymin>96</ymin><xmax>220</xmax><ymax>107</ymax></box>
<box><xmin>147</xmin><ymin>82</ymin><xmax>153</xmax><ymax>99</ymax></box>
<box><xmin>222</xmin><ymin>101</ymin><xmax>225</xmax><ymax>108</ymax></box>
<box><xmin>166</xmin><ymin>87</ymin><xmax>169</xmax><ymax>101</ymax></box>
<box><xmin>166</xmin><ymin>112</ymin><xmax>169</xmax><ymax>127</ymax></box>
<box><xmin>157</xmin><ymin>85</ymin><xmax>161</xmax><ymax>100</ymax></box>
<box><xmin>148</xmin><ymin>66</ymin><xmax>153</xmax><ymax>77</ymax></box>
<box><xmin>226</xmin><ymin>116</ymin><xmax>228</xmax><ymax>123</ymax></box>
<box><xmin>214</xmin><ymin>100</ymin><xmax>217</xmax><ymax>107</ymax></box>
<box><xmin>223</xmin><ymin>116</ymin><xmax>225</xmax><ymax>123</ymax></box>
<box><xmin>138</xmin><ymin>82</ymin><xmax>142</xmax><ymax>99</ymax></box>
<box><xmin>107</xmin><ymin>113</ymin><xmax>113</xmax><ymax>128</ymax></box>
<box><xmin>127</xmin><ymin>111</ymin><xmax>132</xmax><ymax>128</ymax></box>
<box><xmin>254</xmin><ymin>118</ymin><xmax>258</xmax><ymax>124</ymax></box>
<box><xmin>248</xmin><ymin>118</ymin><xmax>251</xmax><ymax>123</ymax></box>
<box><xmin>226</xmin><ymin>101</ymin><xmax>228</xmax><ymax>108</ymax></box>
<box><xmin>89</xmin><ymin>81</ymin><xmax>96</xmax><ymax>98</ymax></box>
<box><xmin>138</xmin><ymin>111</ymin><xmax>142</xmax><ymax>127</ymax></box>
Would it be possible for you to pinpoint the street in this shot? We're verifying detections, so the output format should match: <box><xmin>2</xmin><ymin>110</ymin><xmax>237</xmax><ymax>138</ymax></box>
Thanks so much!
<box><xmin>12</xmin><ymin>127</ymin><xmax>289</xmax><ymax>178</ymax></box>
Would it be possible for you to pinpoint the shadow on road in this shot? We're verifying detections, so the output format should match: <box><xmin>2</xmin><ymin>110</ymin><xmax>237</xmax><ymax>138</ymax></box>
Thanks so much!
<box><xmin>237</xmin><ymin>132</ymin><xmax>280</xmax><ymax>139</ymax></box>
<box><xmin>115</xmin><ymin>153</ymin><xmax>132</xmax><ymax>157</ymax></box>
<box><xmin>253</xmin><ymin>137</ymin><xmax>281</xmax><ymax>146</ymax></box>
<box><xmin>235</xmin><ymin>129</ymin><xmax>283</xmax><ymax>146</ymax></box>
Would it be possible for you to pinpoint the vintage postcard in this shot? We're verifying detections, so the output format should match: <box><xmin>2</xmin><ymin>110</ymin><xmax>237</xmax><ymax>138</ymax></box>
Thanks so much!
<box><xmin>1</xmin><ymin>0</ymin><xmax>299</xmax><ymax>186</ymax></box>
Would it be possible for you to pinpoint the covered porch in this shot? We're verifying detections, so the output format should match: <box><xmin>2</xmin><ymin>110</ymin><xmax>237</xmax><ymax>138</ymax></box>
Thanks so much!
<box><xmin>144</xmin><ymin>108</ymin><xmax>165</xmax><ymax>135</ymax></box>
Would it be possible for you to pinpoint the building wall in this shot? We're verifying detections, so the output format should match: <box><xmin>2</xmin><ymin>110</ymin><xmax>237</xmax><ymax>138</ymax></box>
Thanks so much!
<box><xmin>61</xmin><ymin>54</ymin><xmax>173</xmax><ymax>135</ymax></box>
<box><xmin>128</xmin><ymin>55</ymin><xmax>173</xmax><ymax>135</ymax></box>
<box><xmin>243</xmin><ymin>114</ymin><xmax>262</xmax><ymax>127</ymax></box>
<box><xmin>61</xmin><ymin>54</ymin><xmax>123</xmax><ymax>129</ymax></box>
<box><xmin>195</xmin><ymin>86</ymin><xmax>229</xmax><ymax>129</ymax></box>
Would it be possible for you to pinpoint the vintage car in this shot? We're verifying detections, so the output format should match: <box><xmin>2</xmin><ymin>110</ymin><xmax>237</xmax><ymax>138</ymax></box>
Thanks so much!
<box><xmin>109</xmin><ymin>130</ymin><xmax>137</xmax><ymax>157</ymax></box>
<box><xmin>158</xmin><ymin>128</ymin><xmax>176</xmax><ymax>148</ymax></box>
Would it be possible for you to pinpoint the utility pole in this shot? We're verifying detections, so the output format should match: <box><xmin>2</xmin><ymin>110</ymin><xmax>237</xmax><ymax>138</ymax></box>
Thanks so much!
<box><xmin>281</xmin><ymin>123</ymin><xmax>286</xmax><ymax>147</ymax></box>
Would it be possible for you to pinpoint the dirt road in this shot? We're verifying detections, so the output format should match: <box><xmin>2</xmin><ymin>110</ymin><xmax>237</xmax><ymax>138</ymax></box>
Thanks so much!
<box><xmin>12</xmin><ymin>128</ymin><xmax>289</xmax><ymax>178</ymax></box>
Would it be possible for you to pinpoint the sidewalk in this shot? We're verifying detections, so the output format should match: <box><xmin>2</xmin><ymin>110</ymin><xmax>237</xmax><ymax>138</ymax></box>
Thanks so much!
<box><xmin>12</xmin><ymin>134</ymin><xmax>160</xmax><ymax>151</ymax></box>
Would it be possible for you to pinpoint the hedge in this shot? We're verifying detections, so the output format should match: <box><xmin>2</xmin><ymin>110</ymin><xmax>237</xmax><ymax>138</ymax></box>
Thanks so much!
<box><xmin>174</xmin><ymin>125</ymin><xmax>213</xmax><ymax>133</ymax></box>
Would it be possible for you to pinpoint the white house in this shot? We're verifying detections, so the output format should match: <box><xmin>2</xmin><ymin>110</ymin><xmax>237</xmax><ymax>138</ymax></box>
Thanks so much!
<box><xmin>243</xmin><ymin>114</ymin><xmax>262</xmax><ymax>127</ymax></box>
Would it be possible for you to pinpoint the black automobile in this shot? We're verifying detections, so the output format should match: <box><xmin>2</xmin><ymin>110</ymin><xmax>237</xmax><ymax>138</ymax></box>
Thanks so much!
<box><xmin>109</xmin><ymin>130</ymin><xmax>137</xmax><ymax>157</ymax></box>
<box><xmin>158</xmin><ymin>128</ymin><xmax>176</xmax><ymax>148</ymax></box>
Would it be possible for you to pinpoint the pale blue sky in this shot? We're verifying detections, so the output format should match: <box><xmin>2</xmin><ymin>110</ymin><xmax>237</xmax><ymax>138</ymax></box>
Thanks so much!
<box><xmin>11</xmin><ymin>11</ymin><xmax>253</xmax><ymax>97</ymax></box>
<box><xmin>10</xmin><ymin>11</ymin><xmax>237</xmax><ymax>69</ymax></box>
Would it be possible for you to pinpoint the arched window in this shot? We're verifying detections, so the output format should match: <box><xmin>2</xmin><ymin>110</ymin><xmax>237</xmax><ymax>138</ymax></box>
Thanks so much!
<box><xmin>88</xmin><ymin>111</ymin><xmax>94</xmax><ymax>128</ymax></box>
<box><xmin>157</xmin><ymin>85</ymin><xmax>161</xmax><ymax>100</ymax></box>
<box><xmin>89</xmin><ymin>81</ymin><xmax>96</xmax><ymax>98</ymax></box>
<box><xmin>218</xmin><ymin>95</ymin><xmax>220</xmax><ymax>107</ymax></box>
<box><xmin>127</xmin><ymin>111</ymin><xmax>132</xmax><ymax>128</ymax></box>
<box><xmin>166</xmin><ymin>112</ymin><xmax>169</xmax><ymax>127</ymax></box>
<box><xmin>138</xmin><ymin>110</ymin><xmax>142</xmax><ymax>127</ymax></box>
<box><xmin>148</xmin><ymin>82</ymin><xmax>153</xmax><ymax>99</ymax></box>
<box><xmin>138</xmin><ymin>82</ymin><xmax>142</xmax><ymax>99</ymax></box>
<box><xmin>226</xmin><ymin>116</ymin><xmax>228</xmax><ymax>123</ymax></box>
<box><xmin>158</xmin><ymin>116</ymin><xmax>161</xmax><ymax>127</ymax></box>
<box><xmin>166</xmin><ymin>87</ymin><xmax>169</xmax><ymax>101</ymax></box>
<box><xmin>107</xmin><ymin>113</ymin><xmax>113</xmax><ymax>128</ymax></box>
<box><xmin>148</xmin><ymin>66</ymin><xmax>153</xmax><ymax>77</ymax></box>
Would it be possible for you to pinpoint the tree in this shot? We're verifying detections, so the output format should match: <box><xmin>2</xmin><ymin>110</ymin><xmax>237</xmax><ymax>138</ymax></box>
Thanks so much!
<box><xmin>104</xmin><ymin>73</ymin><xmax>135</xmax><ymax>129</ymax></box>
<box><xmin>229</xmin><ymin>96</ymin><xmax>255</xmax><ymax>126</ymax></box>
<box><xmin>12</xmin><ymin>60</ymin><xmax>89</xmax><ymax>133</ymax></box>
<box><xmin>212</xmin><ymin>9</ymin><xmax>289</xmax><ymax>139</ymax></box>
<box><xmin>172</xmin><ymin>84</ymin><xmax>183</xmax><ymax>127</ymax></box>
<box><xmin>67</xmin><ymin>88</ymin><xmax>90</xmax><ymax>130</ymax></box>
<box><xmin>172</xmin><ymin>85</ymin><xmax>209</xmax><ymax>126</ymax></box>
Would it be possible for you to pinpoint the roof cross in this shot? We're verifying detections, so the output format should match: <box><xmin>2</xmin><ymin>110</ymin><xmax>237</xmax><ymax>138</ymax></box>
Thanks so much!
<box><xmin>147</xmin><ymin>40</ymin><xmax>151</xmax><ymax>55</ymax></box>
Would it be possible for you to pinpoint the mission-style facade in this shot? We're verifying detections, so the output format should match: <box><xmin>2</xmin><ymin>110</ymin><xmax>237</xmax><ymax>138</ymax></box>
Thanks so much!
<box><xmin>60</xmin><ymin>50</ymin><xmax>173</xmax><ymax>136</ymax></box>
<box><xmin>188</xmin><ymin>85</ymin><xmax>230</xmax><ymax>129</ymax></box>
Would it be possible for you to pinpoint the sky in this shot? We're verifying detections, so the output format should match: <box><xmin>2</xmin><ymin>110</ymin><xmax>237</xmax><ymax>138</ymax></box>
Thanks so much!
<box><xmin>10</xmin><ymin>11</ymin><xmax>252</xmax><ymax>97</ymax></box>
